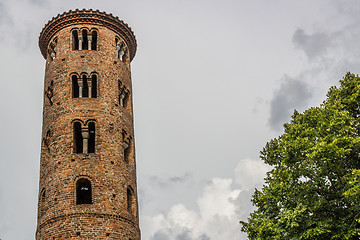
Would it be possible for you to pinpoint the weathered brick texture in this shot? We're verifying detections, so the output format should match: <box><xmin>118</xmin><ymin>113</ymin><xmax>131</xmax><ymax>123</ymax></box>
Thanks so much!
<box><xmin>36</xmin><ymin>9</ymin><xmax>140</xmax><ymax>240</ymax></box>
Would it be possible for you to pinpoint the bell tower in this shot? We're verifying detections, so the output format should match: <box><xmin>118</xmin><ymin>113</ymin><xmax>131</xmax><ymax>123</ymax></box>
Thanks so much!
<box><xmin>36</xmin><ymin>9</ymin><xmax>140</xmax><ymax>239</ymax></box>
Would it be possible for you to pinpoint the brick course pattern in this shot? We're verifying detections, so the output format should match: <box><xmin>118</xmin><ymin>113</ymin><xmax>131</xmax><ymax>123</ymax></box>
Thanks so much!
<box><xmin>36</xmin><ymin>9</ymin><xmax>140</xmax><ymax>240</ymax></box>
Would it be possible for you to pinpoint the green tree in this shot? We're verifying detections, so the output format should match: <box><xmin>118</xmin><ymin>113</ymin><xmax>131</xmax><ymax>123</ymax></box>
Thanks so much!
<box><xmin>241</xmin><ymin>73</ymin><xmax>360</xmax><ymax>239</ymax></box>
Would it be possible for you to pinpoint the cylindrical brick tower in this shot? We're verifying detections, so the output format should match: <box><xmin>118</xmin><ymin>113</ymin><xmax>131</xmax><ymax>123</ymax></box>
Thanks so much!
<box><xmin>36</xmin><ymin>9</ymin><xmax>140</xmax><ymax>239</ymax></box>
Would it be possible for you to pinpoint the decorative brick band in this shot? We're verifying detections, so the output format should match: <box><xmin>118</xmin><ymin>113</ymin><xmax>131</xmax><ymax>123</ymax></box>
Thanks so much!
<box><xmin>36</xmin><ymin>212</ymin><xmax>137</xmax><ymax>233</ymax></box>
<box><xmin>39</xmin><ymin>9</ymin><xmax>137</xmax><ymax>61</ymax></box>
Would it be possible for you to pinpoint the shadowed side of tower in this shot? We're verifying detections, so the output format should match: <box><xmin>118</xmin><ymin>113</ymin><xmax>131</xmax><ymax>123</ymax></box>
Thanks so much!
<box><xmin>36</xmin><ymin>9</ymin><xmax>140</xmax><ymax>239</ymax></box>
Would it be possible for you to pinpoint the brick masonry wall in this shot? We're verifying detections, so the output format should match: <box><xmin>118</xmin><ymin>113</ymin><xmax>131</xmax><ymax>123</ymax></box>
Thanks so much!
<box><xmin>36</xmin><ymin>12</ymin><xmax>140</xmax><ymax>240</ymax></box>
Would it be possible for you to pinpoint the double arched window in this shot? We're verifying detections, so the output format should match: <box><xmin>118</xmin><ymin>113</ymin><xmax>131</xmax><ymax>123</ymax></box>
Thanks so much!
<box><xmin>72</xmin><ymin>73</ymin><xmax>97</xmax><ymax>98</ymax></box>
<box><xmin>72</xmin><ymin>29</ymin><xmax>98</xmax><ymax>51</ymax></box>
<box><xmin>76</xmin><ymin>178</ymin><xmax>92</xmax><ymax>204</ymax></box>
<box><xmin>122</xmin><ymin>130</ymin><xmax>132</xmax><ymax>164</ymax></box>
<box><xmin>73</xmin><ymin>121</ymin><xmax>96</xmax><ymax>154</ymax></box>
<box><xmin>47</xmin><ymin>37</ymin><xmax>57</xmax><ymax>60</ymax></box>
<box><xmin>118</xmin><ymin>80</ymin><xmax>130</xmax><ymax>108</ymax></box>
<box><xmin>115</xmin><ymin>37</ymin><xmax>128</xmax><ymax>62</ymax></box>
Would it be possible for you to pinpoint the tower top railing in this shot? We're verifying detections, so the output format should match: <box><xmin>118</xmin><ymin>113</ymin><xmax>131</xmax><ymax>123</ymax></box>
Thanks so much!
<box><xmin>39</xmin><ymin>9</ymin><xmax>137</xmax><ymax>61</ymax></box>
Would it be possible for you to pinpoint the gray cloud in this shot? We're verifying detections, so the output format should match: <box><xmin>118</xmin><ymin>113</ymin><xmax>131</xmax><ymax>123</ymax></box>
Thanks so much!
<box><xmin>198</xmin><ymin>234</ymin><xmax>211</xmax><ymax>240</ymax></box>
<box><xmin>268</xmin><ymin>76</ymin><xmax>312</xmax><ymax>131</ymax></box>
<box><xmin>169</xmin><ymin>172</ymin><xmax>192</xmax><ymax>183</ymax></box>
<box><xmin>151</xmin><ymin>231</ymin><xmax>169</xmax><ymax>240</ymax></box>
<box><xmin>176</xmin><ymin>230</ymin><xmax>192</xmax><ymax>240</ymax></box>
<box><xmin>150</xmin><ymin>172</ymin><xmax>192</xmax><ymax>187</ymax></box>
<box><xmin>0</xmin><ymin>2</ymin><xmax>13</xmax><ymax>34</ymax></box>
<box><xmin>152</xmin><ymin>229</ymin><xmax>211</xmax><ymax>240</ymax></box>
<box><xmin>292</xmin><ymin>28</ymin><xmax>333</xmax><ymax>60</ymax></box>
<box><xmin>28</xmin><ymin>0</ymin><xmax>47</xmax><ymax>5</ymax></box>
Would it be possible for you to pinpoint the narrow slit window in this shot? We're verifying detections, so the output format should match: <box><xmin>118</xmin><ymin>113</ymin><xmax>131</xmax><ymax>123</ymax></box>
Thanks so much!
<box><xmin>72</xmin><ymin>30</ymin><xmax>79</xmax><ymax>50</ymax></box>
<box><xmin>82</xmin><ymin>30</ymin><xmax>88</xmax><ymax>50</ymax></box>
<box><xmin>115</xmin><ymin>38</ymin><xmax>119</xmax><ymax>58</ymax></box>
<box><xmin>123</xmin><ymin>92</ymin><xmax>129</xmax><ymax>108</ymax></box>
<box><xmin>91</xmin><ymin>31</ymin><xmax>97</xmax><ymax>50</ymax></box>
<box><xmin>82</xmin><ymin>75</ymin><xmax>89</xmax><ymax>98</ymax></box>
<box><xmin>72</xmin><ymin>75</ymin><xmax>79</xmax><ymax>98</ymax></box>
<box><xmin>41</xmin><ymin>189</ymin><xmax>46</xmax><ymax>202</ymax></box>
<box><xmin>127</xmin><ymin>186</ymin><xmax>134</xmax><ymax>215</ymax></box>
<box><xmin>40</xmin><ymin>188</ymin><xmax>46</xmax><ymax>215</ymax></box>
<box><xmin>123</xmin><ymin>140</ymin><xmax>130</xmax><ymax>163</ymax></box>
<box><xmin>76</xmin><ymin>178</ymin><xmax>92</xmax><ymax>204</ymax></box>
<box><xmin>88</xmin><ymin>122</ymin><xmax>95</xmax><ymax>153</ymax></box>
<box><xmin>74</xmin><ymin>122</ymin><xmax>83</xmax><ymax>153</ymax></box>
<box><xmin>91</xmin><ymin>75</ymin><xmax>97</xmax><ymax>98</ymax></box>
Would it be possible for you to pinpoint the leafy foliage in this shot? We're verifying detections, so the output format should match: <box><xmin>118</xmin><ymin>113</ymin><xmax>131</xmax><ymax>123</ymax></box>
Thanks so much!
<box><xmin>241</xmin><ymin>73</ymin><xmax>360</xmax><ymax>239</ymax></box>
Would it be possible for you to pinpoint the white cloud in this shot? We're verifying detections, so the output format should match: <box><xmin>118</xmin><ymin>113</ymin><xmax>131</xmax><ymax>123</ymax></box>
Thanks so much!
<box><xmin>144</xmin><ymin>178</ymin><xmax>242</xmax><ymax>240</ymax></box>
<box><xmin>142</xmin><ymin>159</ymin><xmax>272</xmax><ymax>239</ymax></box>
<box><xmin>234</xmin><ymin>158</ymin><xmax>272</xmax><ymax>191</ymax></box>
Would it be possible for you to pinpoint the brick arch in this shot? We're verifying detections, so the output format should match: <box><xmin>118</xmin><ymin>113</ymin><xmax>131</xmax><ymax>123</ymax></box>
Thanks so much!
<box><xmin>71</xmin><ymin>119</ymin><xmax>84</xmax><ymax>125</ymax></box>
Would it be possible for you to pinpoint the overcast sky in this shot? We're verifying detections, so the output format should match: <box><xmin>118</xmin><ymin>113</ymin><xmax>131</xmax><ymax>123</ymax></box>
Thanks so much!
<box><xmin>1</xmin><ymin>0</ymin><xmax>360</xmax><ymax>239</ymax></box>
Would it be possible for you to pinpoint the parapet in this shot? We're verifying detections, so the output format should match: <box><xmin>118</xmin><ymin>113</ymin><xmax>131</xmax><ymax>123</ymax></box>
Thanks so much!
<box><xmin>39</xmin><ymin>9</ymin><xmax>137</xmax><ymax>61</ymax></box>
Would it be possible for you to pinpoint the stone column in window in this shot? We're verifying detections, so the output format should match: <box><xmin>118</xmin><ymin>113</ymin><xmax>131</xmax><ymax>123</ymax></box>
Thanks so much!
<box><xmin>79</xmin><ymin>35</ymin><xmax>83</xmax><ymax>50</ymax></box>
<box><xmin>116</xmin><ymin>44</ymin><xmax>121</xmax><ymax>59</ymax></box>
<box><xmin>119</xmin><ymin>46</ymin><xmax>127</xmax><ymax>61</ymax></box>
<box><xmin>123</xmin><ymin>141</ymin><xmax>129</xmax><ymax>160</ymax></box>
<box><xmin>78</xmin><ymin>79</ymin><xmax>83</xmax><ymax>98</ymax></box>
<box><xmin>88</xmin><ymin>36</ymin><xmax>92</xmax><ymax>50</ymax></box>
<box><xmin>87</xmin><ymin>78</ymin><xmax>92</xmax><ymax>98</ymax></box>
<box><xmin>120</xmin><ymin>91</ymin><xmax>125</xmax><ymax>107</ymax></box>
<box><xmin>82</xmin><ymin>129</ymin><xmax>89</xmax><ymax>154</ymax></box>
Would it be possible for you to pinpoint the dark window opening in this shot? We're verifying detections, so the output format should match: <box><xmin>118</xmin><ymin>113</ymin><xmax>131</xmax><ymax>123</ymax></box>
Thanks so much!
<box><xmin>124</xmin><ymin>141</ymin><xmax>130</xmax><ymax>163</ymax></box>
<box><xmin>76</xmin><ymin>178</ymin><xmax>92</xmax><ymax>204</ymax></box>
<box><xmin>88</xmin><ymin>122</ymin><xmax>95</xmax><ymax>153</ymax></box>
<box><xmin>91</xmin><ymin>31</ymin><xmax>97</xmax><ymax>50</ymax></box>
<box><xmin>91</xmin><ymin>75</ymin><xmax>97</xmax><ymax>98</ymax></box>
<box><xmin>127</xmin><ymin>186</ymin><xmax>134</xmax><ymax>214</ymax></box>
<box><xmin>40</xmin><ymin>188</ymin><xmax>46</xmax><ymax>214</ymax></box>
<box><xmin>41</xmin><ymin>188</ymin><xmax>46</xmax><ymax>202</ymax></box>
<box><xmin>82</xmin><ymin>75</ymin><xmax>89</xmax><ymax>98</ymax></box>
<box><xmin>123</xmin><ymin>92</ymin><xmax>129</xmax><ymax>108</ymax></box>
<box><xmin>72</xmin><ymin>30</ymin><xmax>79</xmax><ymax>50</ymax></box>
<box><xmin>74</xmin><ymin>122</ymin><xmax>83</xmax><ymax>153</ymax></box>
<box><xmin>82</xmin><ymin>30</ymin><xmax>88</xmax><ymax>50</ymax></box>
<box><xmin>72</xmin><ymin>75</ymin><xmax>79</xmax><ymax>98</ymax></box>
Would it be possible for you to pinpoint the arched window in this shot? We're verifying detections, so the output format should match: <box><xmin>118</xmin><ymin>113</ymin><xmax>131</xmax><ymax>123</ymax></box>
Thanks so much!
<box><xmin>40</xmin><ymin>188</ymin><xmax>46</xmax><ymax>213</ymax></box>
<box><xmin>91</xmin><ymin>31</ymin><xmax>97</xmax><ymax>50</ymax></box>
<box><xmin>82</xmin><ymin>75</ymin><xmax>89</xmax><ymax>98</ymax></box>
<box><xmin>72</xmin><ymin>75</ymin><xmax>79</xmax><ymax>98</ymax></box>
<box><xmin>123</xmin><ymin>140</ymin><xmax>131</xmax><ymax>163</ymax></box>
<box><xmin>73</xmin><ymin>122</ymin><xmax>83</xmax><ymax>153</ymax></box>
<box><xmin>115</xmin><ymin>37</ymin><xmax>127</xmax><ymax>61</ymax></box>
<box><xmin>48</xmin><ymin>40</ymin><xmax>57</xmax><ymax>60</ymax></box>
<box><xmin>72</xmin><ymin>30</ymin><xmax>79</xmax><ymax>50</ymax></box>
<box><xmin>81</xmin><ymin>30</ymin><xmax>88</xmax><ymax>50</ymax></box>
<box><xmin>72</xmin><ymin>74</ymin><xmax>98</xmax><ymax>98</ymax></box>
<box><xmin>118</xmin><ymin>81</ymin><xmax>129</xmax><ymax>108</ymax></box>
<box><xmin>76</xmin><ymin>178</ymin><xmax>92</xmax><ymax>204</ymax></box>
<box><xmin>127</xmin><ymin>186</ymin><xmax>135</xmax><ymax>215</ymax></box>
<box><xmin>88</xmin><ymin>122</ymin><xmax>95</xmax><ymax>153</ymax></box>
<box><xmin>123</xmin><ymin>92</ymin><xmax>129</xmax><ymax>108</ymax></box>
<box><xmin>91</xmin><ymin>74</ymin><xmax>97</xmax><ymax>98</ymax></box>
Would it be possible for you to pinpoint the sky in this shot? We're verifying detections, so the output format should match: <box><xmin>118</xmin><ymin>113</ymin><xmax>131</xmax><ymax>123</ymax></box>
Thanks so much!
<box><xmin>1</xmin><ymin>0</ymin><xmax>360</xmax><ymax>239</ymax></box>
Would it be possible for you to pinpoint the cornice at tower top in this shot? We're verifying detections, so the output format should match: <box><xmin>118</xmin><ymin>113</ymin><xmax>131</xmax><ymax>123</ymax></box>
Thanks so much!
<box><xmin>39</xmin><ymin>9</ymin><xmax>137</xmax><ymax>61</ymax></box>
